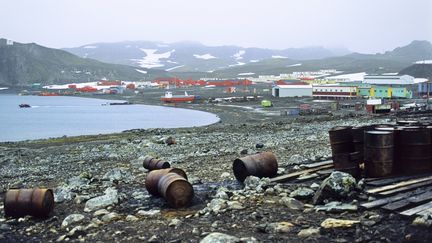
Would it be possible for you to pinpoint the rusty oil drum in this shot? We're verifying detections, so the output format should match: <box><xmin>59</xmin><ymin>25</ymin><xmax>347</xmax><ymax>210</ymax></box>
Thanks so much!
<box><xmin>4</xmin><ymin>188</ymin><xmax>54</xmax><ymax>218</ymax></box>
<box><xmin>395</xmin><ymin>127</ymin><xmax>432</xmax><ymax>174</ymax></box>
<box><xmin>232</xmin><ymin>152</ymin><xmax>278</xmax><ymax>182</ymax></box>
<box><xmin>329</xmin><ymin>126</ymin><xmax>354</xmax><ymax>155</ymax></box>
<box><xmin>364</xmin><ymin>131</ymin><xmax>394</xmax><ymax>177</ymax></box>
<box><xmin>143</xmin><ymin>156</ymin><xmax>170</xmax><ymax>171</ymax></box>
<box><xmin>157</xmin><ymin>173</ymin><xmax>194</xmax><ymax>208</ymax></box>
<box><xmin>145</xmin><ymin>168</ymin><xmax>187</xmax><ymax>196</ymax></box>
<box><xmin>332</xmin><ymin>151</ymin><xmax>361</xmax><ymax>178</ymax></box>
<box><xmin>351</xmin><ymin>125</ymin><xmax>373</xmax><ymax>162</ymax></box>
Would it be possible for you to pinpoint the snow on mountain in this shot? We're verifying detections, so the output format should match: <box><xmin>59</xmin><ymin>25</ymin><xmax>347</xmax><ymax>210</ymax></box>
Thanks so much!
<box><xmin>83</xmin><ymin>45</ymin><xmax>98</xmax><ymax>49</ymax></box>
<box><xmin>135</xmin><ymin>49</ymin><xmax>175</xmax><ymax>68</ymax></box>
<box><xmin>287</xmin><ymin>63</ymin><xmax>302</xmax><ymax>67</ymax></box>
<box><xmin>166</xmin><ymin>65</ymin><xmax>185</xmax><ymax>71</ymax></box>
<box><xmin>193</xmin><ymin>54</ymin><xmax>217</xmax><ymax>60</ymax></box>
<box><xmin>135</xmin><ymin>69</ymin><xmax>148</xmax><ymax>74</ymax></box>
<box><xmin>233</xmin><ymin>50</ymin><xmax>245</xmax><ymax>60</ymax></box>
<box><xmin>272</xmin><ymin>55</ymin><xmax>288</xmax><ymax>59</ymax></box>
<box><xmin>238</xmin><ymin>72</ymin><xmax>255</xmax><ymax>76</ymax></box>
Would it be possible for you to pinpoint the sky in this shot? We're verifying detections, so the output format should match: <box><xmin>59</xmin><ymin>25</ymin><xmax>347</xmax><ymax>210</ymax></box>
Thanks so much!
<box><xmin>0</xmin><ymin>0</ymin><xmax>431</xmax><ymax>54</ymax></box>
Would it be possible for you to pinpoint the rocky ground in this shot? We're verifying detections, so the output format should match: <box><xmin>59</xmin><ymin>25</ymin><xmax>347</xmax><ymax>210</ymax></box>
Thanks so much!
<box><xmin>1</xmin><ymin>92</ymin><xmax>432</xmax><ymax>242</ymax></box>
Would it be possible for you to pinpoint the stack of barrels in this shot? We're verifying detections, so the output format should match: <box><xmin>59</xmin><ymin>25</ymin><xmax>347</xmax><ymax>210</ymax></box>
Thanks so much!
<box><xmin>329</xmin><ymin>120</ymin><xmax>432</xmax><ymax>178</ymax></box>
<box><xmin>143</xmin><ymin>156</ymin><xmax>194</xmax><ymax>208</ymax></box>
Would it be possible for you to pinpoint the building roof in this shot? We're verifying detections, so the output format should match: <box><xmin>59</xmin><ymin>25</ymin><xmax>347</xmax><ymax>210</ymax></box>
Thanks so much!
<box><xmin>274</xmin><ymin>85</ymin><xmax>312</xmax><ymax>89</ymax></box>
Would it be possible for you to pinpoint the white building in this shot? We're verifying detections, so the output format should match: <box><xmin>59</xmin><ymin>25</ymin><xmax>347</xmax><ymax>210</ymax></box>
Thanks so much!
<box><xmin>272</xmin><ymin>84</ymin><xmax>313</xmax><ymax>97</ymax></box>
<box><xmin>363</xmin><ymin>75</ymin><xmax>415</xmax><ymax>85</ymax></box>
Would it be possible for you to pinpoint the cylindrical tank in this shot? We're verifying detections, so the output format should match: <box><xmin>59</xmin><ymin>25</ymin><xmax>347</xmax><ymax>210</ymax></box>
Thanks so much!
<box><xmin>396</xmin><ymin>120</ymin><xmax>419</xmax><ymax>126</ymax></box>
<box><xmin>143</xmin><ymin>156</ymin><xmax>171</xmax><ymax>171</ymax></box>
<box><xmin>4</xmin><ymin>188</ymin><xmax>54</xmax><ymax>218</ymax></box>
<box><xmin>329</xmin><ymin>126</ymin><xmax>354</xmax><ymax>155</ymax></box>
<box><xmin>351</xmin><ymin>125</ymin><xmax>373</xmax><ymax>162</ymax></box>
<box><xmin>364</xmin><ymin>131</ymin><xmax>394</xmax><ymax>177</ymax></box>
<box><xmin>332</xmin><ymin>151</ymin><xmax>361</xmax><ymax>178</ymax></box>
<box><xmin>396</xmin><ymin>127</ymin><xmax>432</xmax><ymax>174</ymax></box>
<box><xmin>145</xmin><ymin>168</ymin><xmax>187</xmax><ymax>196</ymax></box>
<box><xmin>157</xmin><ymin>173</ymin><xmax>194</xmax><ymax>208</ymax></box>
<box><xmin>232</xmin><ymin>152</ymin><xmax>278</xmax><ymax>182</ymax></box>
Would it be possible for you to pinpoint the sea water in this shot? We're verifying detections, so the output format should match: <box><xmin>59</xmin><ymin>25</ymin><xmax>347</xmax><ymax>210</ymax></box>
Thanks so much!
<box><xmin>0</xmin><ymin>94</ymin><xmax>219</xmax><ymax>142</ymax></box>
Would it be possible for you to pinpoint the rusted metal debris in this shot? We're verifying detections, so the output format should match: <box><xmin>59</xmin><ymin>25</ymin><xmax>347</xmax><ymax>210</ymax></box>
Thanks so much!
<box><xmin>143</xmin><ymin>156</ymin><xmax>171</xmax><ymax>171</ymax></box>
<box><xmin>4</xmin><ymin>188</ymin><xmax>54</xmax><ymax>218</ymax></box>
<box><xmin>232</xmin><ymin>152</ymin><xmax>278</xmax><ymax>182</ymax></box>
<box><xmin>145</xmin><ymin>168</ymin><xmax>193</xmax><ymax>208</ymax></box>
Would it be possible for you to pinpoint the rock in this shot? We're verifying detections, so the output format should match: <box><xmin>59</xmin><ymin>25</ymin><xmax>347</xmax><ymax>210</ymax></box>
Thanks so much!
<box><xmin>255</xmin><ymin>143</ymin><xmax>264</xmax><ymax>149</ymax></box>
<box><xmin>125</xmin><ymin>215</ymin><xmax>139</xmax><ymax>222</ymax></box>
<box><xmin>280</xmin><ymin>197</ymin><xmax>304</xmax><ymax>210</ymax></box>
<box><xmin>102</xmin><ymin>168</ymin><xmax>132</xmax><ymax>183</ymax></box>
<box><xmin>137</xmin><ymin>209</ymin><xmax>161</xmax><ymax>217</ymax></box>
<box><xmin>68</xmin><ymin>176</ymin><xmax>90</xmax><ymax>189</ymax></box>
<box><xmin>67</xmin><ymin>226</ymin><xmax>86</xmax><ymax>238</ymax></box>
<box><xmin>214</xmin><ymin>189</ymin><xmax>229</xmax><ymax>200</ymax></box>
<box><xmin>74</xmin><ymin>195</ymin><xmax>91</xmax><ymax>204</ymax></box>
<box><xmin>165</xmin><ymin>136</ymin><xmax>176</xmax><ymax>145</ymax></box>
<box><xmin>148</xmin><ymin>235</ymin><xmax>160</xmax><ymax>242</ymax></box>
<box><xmin>239</xmin><ymin>149</ymin><xmax>249</xmax><ymax>155</ymax></box>
<box><xmin>290</xmin><ymin>187</ymin><xmax>315</xmax><ymax>200</ymax></box>
<box><xmin>101</xmin><ymin>212</ymin><xmax>120</xmax><ymax>223</ymax></box>
<box><xmin>227</xmin><ymin>201</ymin><xmax>244</xmax><ymax>210</ymax></box>
<box><xmin>220</xmin><ymin>172</ymin><xmax>231</xmax><ymax>179</ymax></box>
<box><xmin>207</xmin><ymin>199</ymin><xmax>227</xmax><ymax>213</ymax></box>
<box><xmin>257</xmin><ymin>222</ymin><xmax>294</xmax><ymax>233</ymax></box>
<box><xmin>287</xmin><ymin>154</ymin><xmax>306</xmax><ymax>165</ymax></box>
<box><xmin>312</xmin><ymin>171</ymin><xmax>357</xmax><ymax>204</ymax></box>
<box><xmin>54</xmin><ymin>186</ymin><xmax>75</xmax><ymax>203</ymax></box>
<box><xmin>298</xmin><ymin>227</ymin><xmax>320</xmax><ymax>238</ymax></box>
<box><xmin>310</xmin><ymin>183</ymin><xmax>320</xmax><ymax>190</ymax></box>
<box><xmin>315</xmin><ymin>201</ymin><xmax>358</xmax><ymax>213</ymax></box>
<box><xmin>61</xmin><ymin>214</ymin><xmax>85</xmax><ymax>229</ymax></box>
<box><xmin>412</xmin><ymin>214</ymin><xmax>432</xmax><ymax>227</ymax></box>
<box><xmin>244</xmin><ymin>176</ymin><xmax>270</xmax><ymax>190</ymax></box>
<box><xmin>0</xmin><ymin>224</ymin><xmax>11</xmax><ymax>231</ymax></box>
<box><xmin>168</xmin><ymin>218</ymin><xmax>182</xmax><ymax>227</ymax></box>
<box><xmin>200</xmin><ymin>232</ymin><xmax>240</xmax><ymax>243</ymax></box>
<box><xmin>132</xmin><ymin>191</ymin><xmax>148</xmax><ymax>200</ymax></box>
<box><xmin>320</xmin><ymin>218</ymin><xmax>360</xmax><ymax>229</ymax></box>
<box><xmin>84</xmin><ymin>187</ymin><xmax>119</xmax><ymax>212</ymax></box>
<box><xmin>93</xmin><ymin>209</ymin><xmax>110</xmax><ymax>217</ymax></box>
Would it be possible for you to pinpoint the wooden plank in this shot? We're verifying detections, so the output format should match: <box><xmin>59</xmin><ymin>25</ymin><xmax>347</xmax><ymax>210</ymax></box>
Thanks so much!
<box><xmin>417</xmin><ymin>208</ymin><xmax>432</xmax><ymax>216</ymax></box>
<box><xmin>382</xmin><ymin>190</ymin><xmax>432</xmax><ymax>211</ymax></box>
<box><xmin>360</xmin><ymin>188</ymin><xmax>431</xmax><ymax>209</ymax></box>
<box><xmin>378</xmin><ymin>180</ymin><xmax>432</xmax><ymax>196</ymax></box>
<box><xmin>270</xmin><ymin>164</ymin><xmax>333</xmax><ymax>183</ymax></box>
<box><xmin>300</xmin><ymin>160</ymin><xmax>333</xmax><ymax>169</ymax></box>
<box><xmin>400</xmin><ymin>201</ymin><xmax>432</xmax><ymax>216</ymax></box>
<box><xmin>366</xmin><ymin>175</ymin><xmax>432</xmax><ymax>194</ymax></box>
<box><xmin>366</xmin><ymin>175</ymin><xmax>424</xmax><ymax>187</ymax></box>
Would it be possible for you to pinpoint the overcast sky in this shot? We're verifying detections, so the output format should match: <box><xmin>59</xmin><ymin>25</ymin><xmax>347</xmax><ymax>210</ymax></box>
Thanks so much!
<box><xmin>1</xmin><ymin>0</ymin><xmax>431</xmax><ymax>53</ymax></box>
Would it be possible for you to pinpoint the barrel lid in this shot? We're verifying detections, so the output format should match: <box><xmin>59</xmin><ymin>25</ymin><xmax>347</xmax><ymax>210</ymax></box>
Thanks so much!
<box><xmin>329</xmin><ymin>126</ymin><xmax>352</xmax><ymax>132</ymax></box>
<box><xmin>366</xmin><ymin>131</ymin><xmax>393</xmax><ymax>135</ymax></box>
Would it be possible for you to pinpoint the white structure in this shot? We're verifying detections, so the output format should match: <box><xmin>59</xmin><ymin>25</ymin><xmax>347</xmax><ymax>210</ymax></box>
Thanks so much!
<box><xmin>312</xmin><ymin>85</ymin><xmax>358</xmax><ymax>98</ymax></box>
<box><xmin>363</xmin><ymin>75</ymin><xmax>415</xmax><ymax>85</ymax></box>
<box><xmin>272</xmin><ymin>84</ymin><xmax>312</xmax><ymax>97</ymax></box>
<box><xmin>6</xmin><ymin>40</ymin><xmax>13</xmax><ymax>45</ymax></box>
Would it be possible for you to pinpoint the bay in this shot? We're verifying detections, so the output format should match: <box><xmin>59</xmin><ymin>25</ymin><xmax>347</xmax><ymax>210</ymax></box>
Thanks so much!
<box><xmin>0</xmin><ymin>94</ymin><xmax>219</xmax><ymax>142</ymax></box>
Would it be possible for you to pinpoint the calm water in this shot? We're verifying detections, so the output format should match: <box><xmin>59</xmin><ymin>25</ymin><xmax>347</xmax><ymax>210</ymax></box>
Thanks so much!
<box><xmin>0</xmin><ymin>94</ymin><xmax>219</xmax><ymax>142</ymax></box>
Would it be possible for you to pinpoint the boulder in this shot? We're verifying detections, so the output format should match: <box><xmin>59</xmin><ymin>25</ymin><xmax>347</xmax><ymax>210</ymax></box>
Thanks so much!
<box><xmin>313</xmin><ymin>171</ymin><xmax>357</xmax><ymax>204</ymax></box>
<box><xmin>320</xmin><ymin>218</ymin><xmax>360</xmax><ymax>229</ymax></box>
<box><xmin>84</xmin><ymin>187</ymin><xmax>119</xmax><ymax>212</ymax></box>
<box><xmin>290</xmin><ymin>187</ymin><xmax>315</xmax><ymax>200</ymax></box>
<box><xmin>61</xmin><ymin>214</ymin><xmax>85</xmax><ymax>229</ymax></box>
<box><xmin>200</xmin><ymin>232</ymin><xmax>239</xmax><ymax>243</ymax></box>
<box><xmin>314</xmin><ymin>201</ymin><xmax>358</xmax><ymax>213</ymax></box>
<box><xmin>279</xmin><ymin>197</ymin><xmax>304</xmax><ymax>210</ymax></box>
<box><xmin>257</xmin><ymin>222</ymin><xmax>294</xmax><ymax>233</ymax></box>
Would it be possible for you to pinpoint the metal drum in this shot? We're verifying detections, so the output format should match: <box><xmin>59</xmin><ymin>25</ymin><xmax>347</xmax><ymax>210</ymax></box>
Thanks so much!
<box><xmin>332</xmin><ymin>151</ymin><xmax>361</xmax><ymax>178</ymax></box>
<box><xmin>143</xmin><ymin>156</ymin><xmax>170</xmax><ymax>171</ymax></box>
<box><xmin>329</xmin><ymin>126</ymin><xmax>354</xmax><ymax>155</ymax></box>
<box><xmin>145</xmin><ymin>168</ymin><xmax>187</xmax><ymax>196</ymax></box>
<box><xmin>396</xmin><ymin>127</ymin><xmax>432</xmax><ymax>174</ymax></box>
<box><xmin>158</xmin><ymin>173</ymin><xmax>194</xmax><ymax>208</ymax></box>
<box><xmin>232</xmin><ymin>152</ymin><xmax>278</xmax><ymax>182</ymax></box>
<box><xmin>351</xmin><ymin>125</ymin><xmax>373</xmax><ymax>162</ymax></box>
<box><xmin>4</xmin><ymin>188</ymin><xmax>54</xmax><ymax>218</ymax></box>
<box><xmin>364</xmin><ymin>131</ymin><xmax>394</xmax><ymax>177</ymax></box>
<box><xmin>396</xmin><ymin>120</ymin><xmax>419</xmax><ymax>126</ymax></box>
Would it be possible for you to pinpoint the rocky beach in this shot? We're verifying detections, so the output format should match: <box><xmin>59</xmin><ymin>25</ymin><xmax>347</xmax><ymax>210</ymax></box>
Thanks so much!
<box><xmin>1</xmin><ymin>95</ymin><xmax>432</xmax><ymax>242</ymax></box>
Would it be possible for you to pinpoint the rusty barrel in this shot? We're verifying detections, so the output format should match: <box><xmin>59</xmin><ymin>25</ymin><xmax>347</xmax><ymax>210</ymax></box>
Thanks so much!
<box><xmin>329</xmin><ymin>126</ymin><xmax>354</xmax><ymax>155</ymax></box>
<box><xmin>143</xmin><ymin>156</ymin><xmax>170</xmax><ymax>171</ymax></box>
<box><xmin>332</xmin><ymin>151</ymin><xmax>361</xmax><ymax>178</ymax></box>
<box><xmin>395</xmin><ymin>127</ymin><xmax>432</xmax><ymax>174</ymax></box>
<box><xmin>232</xmin><ymin>152</ymin><xmax>278</xmax><ymax>182</ymax></box>
<box><xmin>364</xmin><ymin>131</ymin><xmax>394</xmax><ymax>177</ymax></box>
<box><xmin>4</xmin><ymin>188</ymin><xmax>54</xmax><ymax>218</ymax></box>
<box><xmin>158</xmin><ymin>173</ymin><xmax>194</xmax><ymax>208</ymax></box>
<box><xmin>396</xmin><ymin>120</ymin><xmax>419</xmax><ymax>126</ymax></box>
<box><xmin>145</xmin><ymin>168</ymin><xmax>187</xmax><ymax>196</ymax></box>
<box><xmin>351</xmin><ymin>125</ymin><xmax>373</xmax><ymax>162</ymax></box>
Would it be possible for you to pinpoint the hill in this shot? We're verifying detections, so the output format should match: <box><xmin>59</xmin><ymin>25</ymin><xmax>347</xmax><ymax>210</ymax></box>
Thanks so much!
<box><xmin>399</xmin><ymin>63</ymin><xmax>432</xmax><ymax>78</ymax></box>
<box><xmin>0</xmin><ymin>39</ymin><xmax>168</xmax><ymax>87</ymax></box>
<box><xmin>63</xmin><ymin>41</ymin><xmax>351</xmax><ymax>72</ymax></box>
<box><xmin>209</xmin><ymin>40</ymin><xmax>432</xmax><ymax>78</ymax></box>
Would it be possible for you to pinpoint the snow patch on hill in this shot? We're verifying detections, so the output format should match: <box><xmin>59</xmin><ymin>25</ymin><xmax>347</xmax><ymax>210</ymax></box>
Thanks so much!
<box><xmin>166</xmin><ymin>65</ymin><xmax>185</xmax><ymax>71</ymax></box>
<box><xmin>272</xmin><ymin>55</ymin><xmax>288</xmax><ymax>59</ymax></box>
<box><xmin>193</xmin><ymin>54</ymin><xmax>217</xmax><ymax>60</ymax></box>
<box><xmin>135</xmin><ymin>49</ymin><xmax>175</xmax><ymax>68</ymax></box>
<box><xmin>233</xmin><ymin>50</ymin><xmax>245</xmax><ymax>60</ymax></box>
<box><xmin>83</xmin><ymin>45</ymin><xmax>98</xmax><ymax>49</ymax></box>
<box><xmin>135</xmin><ymin>69</ymin><xmax>148</xmax><ymax>74</ymax></box>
